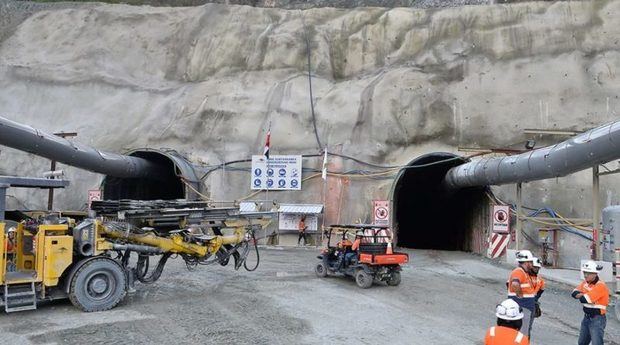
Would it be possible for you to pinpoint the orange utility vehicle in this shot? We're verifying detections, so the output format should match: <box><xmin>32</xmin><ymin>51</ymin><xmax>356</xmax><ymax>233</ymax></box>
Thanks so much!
<box><xmin>315</xmin><ymin>224</ymin><xmax>408</xmax><ymax>288</ymax></box>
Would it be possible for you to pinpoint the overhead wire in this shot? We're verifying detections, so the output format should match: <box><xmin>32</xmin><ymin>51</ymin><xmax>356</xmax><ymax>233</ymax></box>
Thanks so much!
<box><xmin>227</xmin><ymin>154</ymin><xmax>476</xmax><ymax>202</ymax></box>
<box><xmin>301</xmin><ymin>12</ymin><xmax>322</xmax><ymax>150</ymax></box>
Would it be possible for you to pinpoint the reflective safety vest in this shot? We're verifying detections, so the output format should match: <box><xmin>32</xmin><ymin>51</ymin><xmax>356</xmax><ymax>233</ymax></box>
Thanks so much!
<box><xmin>507</xmin><ymin>267</ymin><xmax>536</xmax><ymax>298</ymax></box>
<box><xmin>530</xmin><ymin>274</ymin><xmax>545</xmax><ymax>296</ymax></box>
<box><xmin>573</xmin><ymin>280</ymin><xmax>609</xmax><ymax>315</ymax></box>
<box><xmin>485</xmin><ymin>326</ymin><xmax>530</xmax><ymax>345</ymax></box>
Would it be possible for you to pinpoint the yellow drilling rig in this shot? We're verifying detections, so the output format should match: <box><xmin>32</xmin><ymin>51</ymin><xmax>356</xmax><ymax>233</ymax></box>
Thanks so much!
<box><xmin>0</xmin><ymin>116</ymin><xmax>274</xmax><ymax>313</ymax></box>
<box><xmin>0</xmin><ymin>200</ymin><xmax>271</xmax><ymax>313</ymax></box>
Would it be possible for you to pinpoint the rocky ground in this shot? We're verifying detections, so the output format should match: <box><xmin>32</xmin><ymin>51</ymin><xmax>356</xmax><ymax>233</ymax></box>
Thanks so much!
<box><xmin>0</xmin><ymin>248</ymin><xmax>617</xmax><ymax>344</ymax></box>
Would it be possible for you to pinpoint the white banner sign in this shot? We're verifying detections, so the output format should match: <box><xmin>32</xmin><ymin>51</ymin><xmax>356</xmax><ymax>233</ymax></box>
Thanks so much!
<box><xmin>492</xmin><ymin>205</ymin><xmax>510</xmax><ymax>233</ymax></box>
<box><xmin>279</xmin><ymin>214</ymin><xmax>318</xmax><ymax>231</ymax></box>
<box><xmin>251</xmin><ymin>155</ymin><xmax>302</xmax><ymax>190</ymax></box>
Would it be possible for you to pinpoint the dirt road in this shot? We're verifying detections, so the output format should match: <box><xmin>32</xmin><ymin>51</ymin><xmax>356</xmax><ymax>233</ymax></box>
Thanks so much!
<box><xmin>0</xmin><ymin>248</ymin><xmax>617</xmax><ymax>344</ymax></box>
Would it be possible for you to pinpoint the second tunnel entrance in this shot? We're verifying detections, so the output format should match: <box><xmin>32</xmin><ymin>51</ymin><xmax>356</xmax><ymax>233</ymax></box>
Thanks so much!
<box><xmin>391</xmin><ymin>153</ymin><xmax>488</xmax><ymax>252</ymax></box>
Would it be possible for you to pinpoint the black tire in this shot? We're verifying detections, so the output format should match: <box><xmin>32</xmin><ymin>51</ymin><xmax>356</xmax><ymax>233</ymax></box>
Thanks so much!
<box><xmin>315</xmin><ymin>262</ymin><xmax>328</xmax><ymax>278</ymax></box>
<box><xmin>355</xmin><ymin>269</ymin><xmax>373</xmax><ymax>289</ymax></box>
<box><xmin>69</xmin><ymin>257</ymin><xmax>127</xmax><ymax>312</ymax></box>
<box><xmin>386</xmin><ymin>271</ymin><xmax>401</xmax><ymax>286</ymax></box>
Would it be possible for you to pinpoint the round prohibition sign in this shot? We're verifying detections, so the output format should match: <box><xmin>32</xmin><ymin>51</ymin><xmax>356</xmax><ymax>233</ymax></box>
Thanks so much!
<box><xmin>375</xmin><ymin>206</ymin><xmax>388</xmax><ymax>220</ymax></box>
<box><xmin>493</xmin><ymin>209</ymin><xmax>508</xmax><ymax>223</ymax></box>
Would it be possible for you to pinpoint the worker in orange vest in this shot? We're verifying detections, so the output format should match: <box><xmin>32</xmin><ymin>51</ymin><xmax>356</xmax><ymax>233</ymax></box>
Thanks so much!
<box><xmin>484</xmin><ymin>299</ymin><xmax>530</xmax><ymax>345</ymax></box>
<box><xmin>572</xmin><ymin>260</ymin><xmax>609</xmax><ymax>345</ymax></box>
<box><xmin>5</xmin><ymin>227</ymin><xmax>15</xmax><ymax>252</ymax></box>
<box><xmin>528</xmin><ymin>257</ymin><xmax>545</xmax><ymax>337</ymax></box>
<box><xmin>343</xmin><ymin>233</ymin><xmax>362</xmax><ymax>266</ymax></box>
<box><xmin>507</xmin><ymin>250</ymin><xmax>537</xmax><ymax>337</ymax></box>
<box><xmin>297</xmin><ymin>215</ymin><xmax>308</xmax><ymax>246</ymax></box>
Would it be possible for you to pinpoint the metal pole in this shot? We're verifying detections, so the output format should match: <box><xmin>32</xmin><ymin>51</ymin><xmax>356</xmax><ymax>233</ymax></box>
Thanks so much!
<box><xmin>593</xmin><ymin>166</ymin><xmax>601</xmax><ymax>260</ymax></box>
<box><xmin>47</xmin><ymin>131</ymin><xmax>78</xmax><ymax>211</ymax></box>
<box><xmin>615</xmin><ymin>248</ymin><xmax>619</xmax><ymax>295</ymax></box>
<box><xmin>516</xmin><ymin>183</ymin><xmax>522</xmax><ymax>250</ymax></box>
<box><xmin>47</xmin><ymin>160</ymin><xmax>56</xmax><ymax>210</ymax></box>
<box><xmin>0</xmin><ymin>184</ymin><xmax>8</xmax><ymax>221</ymax></box>
<box><xmin>321</xmin><ymin>169</ymin><xmax>327</xmax><ymax>247</ymax></box>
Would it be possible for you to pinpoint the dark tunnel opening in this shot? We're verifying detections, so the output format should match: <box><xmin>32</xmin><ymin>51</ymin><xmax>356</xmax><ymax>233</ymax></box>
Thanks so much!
<box><xmin>102</xmin><ymin>151</ymin><xmax>185</xmax><ymax>200</ymax></box>
<box><xmin>392</xmin><ymin>153</ymin><xmax>487</xmax><ymax>251</ymax></box>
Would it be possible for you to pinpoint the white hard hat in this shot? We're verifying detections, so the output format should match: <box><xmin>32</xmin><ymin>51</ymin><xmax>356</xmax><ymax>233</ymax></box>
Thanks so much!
<box><xmin>515</xmin><ymin>250</ymin><xmax>534</xmax><ymax>263</ymax></box>
<box><xmin>532</xmin><ymin>257</ymin><xmax>542</xmax><ymax>268</ymax></box>
<box><xmin>581</xmin><ymin>260</ymin><xmax>602</xmax><ymax>274</ymax></box>
<box><xmin>496</xmin><ymin>299</ymin><xmax>524</xmax><ymax>321</ymax></box>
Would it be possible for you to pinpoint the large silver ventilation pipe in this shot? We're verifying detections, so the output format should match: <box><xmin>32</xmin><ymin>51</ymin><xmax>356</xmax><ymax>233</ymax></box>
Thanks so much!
<box><xmin>444</xmin><ymin>120</ymin><xmax>620</xmax><ymax>189</ymax></box>
<box><xmin>0</xmin><ymin>115</ymin><xmax>162</xmax><ymax>179</ymax></box>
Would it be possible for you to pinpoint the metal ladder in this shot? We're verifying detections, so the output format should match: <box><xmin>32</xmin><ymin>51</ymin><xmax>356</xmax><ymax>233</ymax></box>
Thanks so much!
<box><xmin>3</xmin><ymin>282</ymin><xmax>37</xmax><ymax>313</ymax></box>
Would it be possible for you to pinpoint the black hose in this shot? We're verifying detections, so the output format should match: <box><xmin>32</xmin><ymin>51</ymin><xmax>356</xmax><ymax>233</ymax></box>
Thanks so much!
<box><xmin>136</xmin><ymin>253</ymin><xmax>171</xmax><ymax>284</ymax></box>
<box><xmin>244</xmin><ymin>230</ymin><xmax>260</xmax><ymax>272</ymax></box>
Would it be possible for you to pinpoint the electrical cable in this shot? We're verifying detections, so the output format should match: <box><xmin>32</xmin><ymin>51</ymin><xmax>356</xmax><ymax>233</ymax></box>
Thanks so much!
<box><xmin>180</xmin><ymin>177</ymin><xmax>213</xmax><ymax>203</ymax></box>
<box><xmin>486</xmin><ymin>191</ymin><xmax>593</xmax><ymax>241</ymax></box>
<box><xmin>301</xmin><ymin>13</ymin><xmax>322</xmax><ymax>150</ymax></box>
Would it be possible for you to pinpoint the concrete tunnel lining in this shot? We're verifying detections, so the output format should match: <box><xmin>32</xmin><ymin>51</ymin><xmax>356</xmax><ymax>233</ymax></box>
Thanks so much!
<box><xmin>391</xmin><ymin>153</ymin><xmax>487</xmax><ymax>251</ymax></box>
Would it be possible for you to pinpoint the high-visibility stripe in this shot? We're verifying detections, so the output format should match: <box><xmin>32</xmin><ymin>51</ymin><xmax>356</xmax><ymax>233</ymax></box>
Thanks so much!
<box><xmin>490</xmin><ymin>327</ymin><xmax>495</xmax><ymax>337</ymax></box>
<box><xmin>520</xmin><ymin>283</ymin><xmax>531</xmax><ymax>288</ymax></box>
<box><xmin>515</xmin><ymin>332</ymin><xmax>524</xmax><ymax>343</ymax></box>
<box><xmin>507</xmin><ymin>292</ymin><xmax>535</xmax><ymax>297</ymax></box>
<box><xmin>583</xmin><ymin>303</ymin><xmax>607</xmax><ymax>310</ymax></box>
<box><xmin>584</xmin><ymin>294</ymin><xmax>593</xmax><ymax>304</ymax></box>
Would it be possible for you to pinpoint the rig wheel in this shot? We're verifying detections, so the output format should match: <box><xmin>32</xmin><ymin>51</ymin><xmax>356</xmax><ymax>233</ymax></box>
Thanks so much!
<box><xmin>69</xmin><ymin>257</ymin><xmax>127</xmax><ymax>312</ymax></box>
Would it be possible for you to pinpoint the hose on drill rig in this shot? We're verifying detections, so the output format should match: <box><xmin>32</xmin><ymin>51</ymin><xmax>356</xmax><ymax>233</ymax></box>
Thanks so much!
<box><xmin>135</xmin><ymin>253</ymin><xmax>172</xmax><ymax>284</ymax></box>
<box><xmin>243</xmin><ymin>229</ymin><xmax>260</xmax><ymax>272</ymax></box>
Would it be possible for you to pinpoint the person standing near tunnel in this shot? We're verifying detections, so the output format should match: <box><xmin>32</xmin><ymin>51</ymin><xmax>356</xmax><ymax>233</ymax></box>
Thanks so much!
<box><xmin>528</xmin><ymin>257</ymin><xmax>545</xmax><ymax>339</ymax></box>
<box><xmin>297</xmin><ymin>215</ymin><xmax>308</xmax><ymax>246</ymax></box>
<box><xmin>572</xmin><ymin>260</ymin><xmax>609</xmax><ymax>345</ymax></box>
<box><xmin>507</xmin><ymin>250</ymin><xmax>536</xmax><ymax>338</ymax></box>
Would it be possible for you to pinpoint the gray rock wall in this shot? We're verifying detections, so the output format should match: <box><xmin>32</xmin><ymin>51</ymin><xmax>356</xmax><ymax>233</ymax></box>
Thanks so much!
<box><xmin>0</xmin><ymin>0</ymin><xmax>619</xmax><ymax>266</ymax></box>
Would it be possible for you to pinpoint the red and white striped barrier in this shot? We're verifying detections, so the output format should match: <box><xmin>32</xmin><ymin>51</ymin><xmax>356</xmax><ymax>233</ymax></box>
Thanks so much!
<box><xmin>488</xmin><ymin>233</ymin><xmax>509</xmax><ymax>259</ymax></box>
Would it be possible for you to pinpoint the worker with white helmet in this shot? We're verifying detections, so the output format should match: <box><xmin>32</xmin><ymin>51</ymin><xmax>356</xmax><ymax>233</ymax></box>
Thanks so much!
<box><xmin>484</xmin><ymin>299</ymin><xmax>530</xmax><ymax>345</ymax></box>
<box><xmin>506</xmin><ymin>250</ymin><xmax>536</xmax><ymax>337</ymax></box>
<box><xmin>528</xmin><ymin>257</ymin><xmax>545</xmax><ymax>338</ymax></box>
<box><xmin>572</xmin><ymin>260</ymin><xmax>609</xmax><ymax>345</ymax></box>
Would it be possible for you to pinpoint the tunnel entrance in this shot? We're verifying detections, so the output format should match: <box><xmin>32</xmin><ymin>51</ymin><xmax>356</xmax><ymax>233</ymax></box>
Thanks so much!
<box><xmin>391</xmin><ymin>153</ymin><xmax>488</xmax><ymax>252</ymax></box>
<box><xmin>102</xmin><ymin>151</ymin><xmax>185</xmax><ymax>200</ymax></box>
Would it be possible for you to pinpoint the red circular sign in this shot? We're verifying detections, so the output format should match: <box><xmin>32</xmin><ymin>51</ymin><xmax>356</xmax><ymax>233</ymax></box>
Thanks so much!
<box><xmin>494</xmin><ymin>210</ymin><xmax>508</xmax><ymax>223</ymax></box>
<box><xmin>375</xmin><ymin>207</ymin><xmax>388</xmax><ymax>220</ymax></box>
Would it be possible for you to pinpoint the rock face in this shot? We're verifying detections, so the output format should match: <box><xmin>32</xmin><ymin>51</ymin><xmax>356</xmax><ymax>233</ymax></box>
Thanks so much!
<box><xmin>1</xmin><ymin>1</ymin><xmax>619</xmax><ymax>265</ymax></box>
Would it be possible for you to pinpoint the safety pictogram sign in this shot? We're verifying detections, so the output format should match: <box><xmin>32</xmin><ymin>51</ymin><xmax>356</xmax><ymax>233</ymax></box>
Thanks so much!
<box><xmin>373</xmin><ymin>200</ymin><xmax>390</xmax><ymax>226</ymax></box>
<box><xmin>492</xmin><ymin>205</ymin><xmax>510</xmax><ymax>234</ymax></box>
<box><xmin>251</xmin><ymin>155</ymin><xmax>302</xmax><ymax>190</ymax></box>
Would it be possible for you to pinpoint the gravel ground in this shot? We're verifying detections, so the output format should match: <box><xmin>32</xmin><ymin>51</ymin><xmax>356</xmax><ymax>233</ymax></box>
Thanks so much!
<box><xmin>0</xmin><ymin>248</ymin><xmax>618</xmax><ymax>344</ymax></box>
